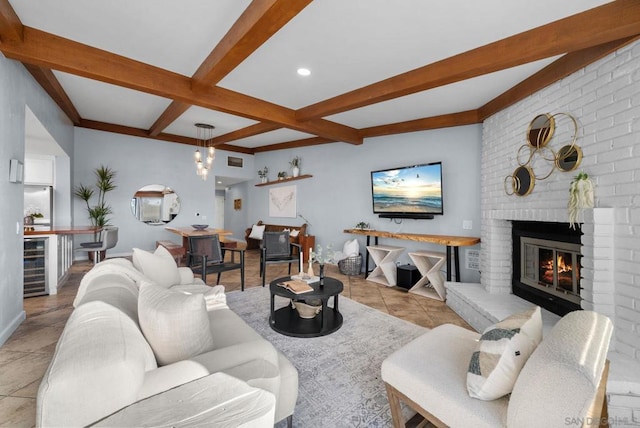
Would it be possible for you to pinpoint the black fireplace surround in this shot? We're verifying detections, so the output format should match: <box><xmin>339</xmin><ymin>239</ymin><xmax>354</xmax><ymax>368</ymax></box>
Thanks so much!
<box><xmin>512</xmin><ymin>221</ymin><xmax>582</xmax><ymax>316</ymax></box>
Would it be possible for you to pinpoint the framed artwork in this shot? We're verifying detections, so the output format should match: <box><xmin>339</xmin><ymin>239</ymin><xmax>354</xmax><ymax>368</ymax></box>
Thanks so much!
<box><xmin>234</xmin><ymin>198</ymin><xmax>242</xmax><ymax>210</ymax></box>
<box><xmin>269</xmin><ymin>185</ymin><xmax>296</xmax><ymax>218</ymax></box>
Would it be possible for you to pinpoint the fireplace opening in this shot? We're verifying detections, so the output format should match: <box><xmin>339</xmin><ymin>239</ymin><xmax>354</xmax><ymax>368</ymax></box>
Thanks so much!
<box><xmin>512</xmin><ymin>221</ymin><xmax>582</xmax><ymax>316</ymax></box>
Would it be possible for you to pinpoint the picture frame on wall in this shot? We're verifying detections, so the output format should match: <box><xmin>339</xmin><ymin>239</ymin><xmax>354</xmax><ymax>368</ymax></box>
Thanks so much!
<box><xmin>268</xmin><ymin>185</ymin><xmax>296</xmax><ymax>218</ymax></box>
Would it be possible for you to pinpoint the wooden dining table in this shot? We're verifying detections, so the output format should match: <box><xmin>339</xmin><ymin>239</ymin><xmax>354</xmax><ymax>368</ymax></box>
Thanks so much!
<box><xmin>165</xmin><ymin>226</ymin><xmax>234</xmax><ymax>253</ymax></box>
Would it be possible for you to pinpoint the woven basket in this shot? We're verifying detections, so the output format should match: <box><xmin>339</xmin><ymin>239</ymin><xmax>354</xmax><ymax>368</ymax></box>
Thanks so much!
<box><xmin>338</xmin><ymin>254</ymin><xmax>362</xmax><ymax>276</ymax></box>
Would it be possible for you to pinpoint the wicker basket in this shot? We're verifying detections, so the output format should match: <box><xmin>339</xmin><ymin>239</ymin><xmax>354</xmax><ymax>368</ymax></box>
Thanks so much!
<box><xmin>338</xmin><ymin>254</ymin><xmax>362</xmax><ymax>275</ymax></box>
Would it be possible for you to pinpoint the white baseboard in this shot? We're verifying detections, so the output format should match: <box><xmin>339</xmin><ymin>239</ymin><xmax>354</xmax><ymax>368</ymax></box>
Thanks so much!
<box><xmin>0</xmin><ymin>310</ymin><xmax>26</xmax><ymax>347</ymax></box>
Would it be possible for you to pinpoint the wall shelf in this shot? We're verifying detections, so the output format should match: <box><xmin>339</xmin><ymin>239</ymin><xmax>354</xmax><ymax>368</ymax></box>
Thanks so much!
<box><xmin>255</xmin><ymin>174</ymin><xmax>312</xmax><ymax>187</ymax></box>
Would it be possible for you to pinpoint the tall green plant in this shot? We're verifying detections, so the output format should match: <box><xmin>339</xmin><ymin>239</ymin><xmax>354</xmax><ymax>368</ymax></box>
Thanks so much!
<box><xmin>74</xmin><ymin>165</ymin><xmax>117</xmax><ymax>230</ymax></box>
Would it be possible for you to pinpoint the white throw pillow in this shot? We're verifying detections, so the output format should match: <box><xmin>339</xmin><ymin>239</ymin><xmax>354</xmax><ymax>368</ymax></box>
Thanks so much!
<box><xmin>138</xmin><ymin>281</ymin><xmax>215</xmax><ymax>366</ymax></box>
<box><xmin>467</xmin><ymin>306</ymin><xmax>542</xmax><ymax>400</ymax></box>
<box><xmin>343</xmin><ymin>238</ymin><xmax>360</xmax><ymax>257</ymax></box>
<box><xmin>248</xmin><ymin>224</ymin><xmax>266</xmax><ymax>240</ymax></box>
<box><xmin>132</xmin><ymin>246</ymin><xmax>181</xmax><ymax>289</ymax></box>
<box><xmin>290</xmin><ymin>229</ymin><xmax>299</xmax><ymax>237</ymax></box>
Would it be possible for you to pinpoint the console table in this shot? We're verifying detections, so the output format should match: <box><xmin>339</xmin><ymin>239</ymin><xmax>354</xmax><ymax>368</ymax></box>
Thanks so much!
<box><xmin>344</xmin><ymin>229</ymin><xmax>480</xmax><ymax>282</ymax></box>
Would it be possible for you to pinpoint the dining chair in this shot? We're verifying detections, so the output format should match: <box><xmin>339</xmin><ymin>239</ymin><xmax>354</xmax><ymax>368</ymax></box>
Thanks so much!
<box><xmin>76</xmin><ymin>226</ymin><xmax>119</xmax><ymax>264</ymax></box>
<box><xmin>188</xmin><ymin>234</ymin><xmax>245</xmax><ymax>291</ymax></box>
<box><xmin>260</xmin><ymin>231</ymin><xmax>301</xmax><ymax>287</ymax></box>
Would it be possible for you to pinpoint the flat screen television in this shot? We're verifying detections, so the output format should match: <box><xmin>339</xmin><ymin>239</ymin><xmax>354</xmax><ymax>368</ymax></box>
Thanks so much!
<box><xmin>370</xmin><ymin>161</ymin><xmax>443</xmax><ymax>219</ymax></box>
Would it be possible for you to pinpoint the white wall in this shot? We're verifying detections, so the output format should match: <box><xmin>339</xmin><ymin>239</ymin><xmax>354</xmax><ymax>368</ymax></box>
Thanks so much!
<box><xmin>0</xmin><ymin>53</ymin><xmax>74</xmax><ymax>346</ymax></box>
<box><xmin>247</xmin><ymin>125</ymin><xmax>483</xmax><ymax>282</ymax></box>
<box><xmin>73</xmin><ymin>128</ymin><xmax>255</xmax><ymax>254</ymax></box>
<box><xmin>481</xmin><ymin>40</ymin><xmax>640</xmax><ymax>362</ymax></box>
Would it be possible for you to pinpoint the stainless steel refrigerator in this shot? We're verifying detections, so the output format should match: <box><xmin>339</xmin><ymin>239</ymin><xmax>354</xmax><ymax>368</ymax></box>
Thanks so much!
<box><xmin>24</xmin><ymin>185</ymin><xmax>53</xmax><ymax>226</ymax></box>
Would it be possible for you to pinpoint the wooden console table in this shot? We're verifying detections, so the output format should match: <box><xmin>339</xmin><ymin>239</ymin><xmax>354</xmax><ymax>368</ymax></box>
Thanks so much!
<box><xmin>343</xmin><ymin>229</ymin><xmax>480</xmax><ymax>282</ymax></box>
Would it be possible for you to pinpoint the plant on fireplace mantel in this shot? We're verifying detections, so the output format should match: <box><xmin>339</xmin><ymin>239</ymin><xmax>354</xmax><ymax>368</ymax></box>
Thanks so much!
<box><xmin>568</xmin><ymin>171</ymin><xmax>593</xmax><ymax>229</ymax></box>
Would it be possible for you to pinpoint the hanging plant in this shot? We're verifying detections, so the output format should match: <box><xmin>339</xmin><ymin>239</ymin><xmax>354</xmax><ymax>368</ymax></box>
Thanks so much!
<box><xmin>568</xmin><ymin>171</ymin><xmax>593</xmax><ymax>229</ymax></box>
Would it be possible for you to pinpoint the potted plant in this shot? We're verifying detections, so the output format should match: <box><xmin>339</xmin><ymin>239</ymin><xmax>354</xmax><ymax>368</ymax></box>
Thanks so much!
<box><xmin>277</xmin><ymin>171</ymin><xmax>287</xmax><ymax>180</ymax></box>
<box><xmin>74</xmin><ymin>165</ymin><xmax>117</xmax><ymax>258</ymax></box>
<box><xmin>290</xmin><ymin>156</ymin><xmax>301</xmax><ymax>177</ymax></box>
<box><xmin>258</xmin><ymin>166</ymin><xmax>269</xmax><ymax>183</ymax></box>
<box><xmin>568</xmin><ymin>171</ymin><xmax>594</xmax><ymax>230</ymax></box>
<box><xmin>354</xmin><ymin>221</ymin><xmax>370</xmax><ymax>230</ymax></box>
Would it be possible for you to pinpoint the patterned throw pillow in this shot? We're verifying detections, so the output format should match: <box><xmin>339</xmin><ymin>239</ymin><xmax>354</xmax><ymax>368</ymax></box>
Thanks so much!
<box><xmin>467</xmin><ymin>306</ymin><xmax>542</xmax><ymax>400</ymax></box>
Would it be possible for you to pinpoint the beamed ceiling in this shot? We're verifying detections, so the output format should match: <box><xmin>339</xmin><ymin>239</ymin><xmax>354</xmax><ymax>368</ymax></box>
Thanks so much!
<box><xmin>1</xmin><ymin>0</ymin><xmax>640</xmax><ymax>154</ymax></box>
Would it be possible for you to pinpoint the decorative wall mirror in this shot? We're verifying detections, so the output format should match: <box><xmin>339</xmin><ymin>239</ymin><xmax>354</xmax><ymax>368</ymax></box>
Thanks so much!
<box><xmin>506</xmin><ymin>112</ymin><xmax>582</xmax><ymax>196</ymax></box>
<box><xmin>556</xmin><ymin>144</ymin><xmax>583</xmax><ymax>172</ymax></box>
<box><xmin>505</xmin><ymin>166</ymin><xmax>535</xmax><ymax>196</ymax></box>
<box><xmin>527</xmin><ymin>113</ymin><xmax>555</xmax><ymax>148</ymax></box>
<box><xmin>130</xmin><ymin>184</ymin><xmax>180</xmax><ymax>225</ymax></box>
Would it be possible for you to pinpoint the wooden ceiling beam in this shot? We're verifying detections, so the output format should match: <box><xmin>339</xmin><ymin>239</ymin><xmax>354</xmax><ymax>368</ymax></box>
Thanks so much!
<box><xmin>253</xmin><ymin>136</ymin><xmax>335</xmax><ymax>153</ymax></box>
<box><xmin>212</xmin><ymin>122</ymin><xmax>281</xmax><ymax>146</ymax></box>
<box><xmin>148</xmin><ymin>0</ymin><xmax>311</xmax><ymax>137</ymax></box>
<box><xmin>360</xmin><ymin>110</ymin><xmax>480</xmax><ymax>139</ymax></box>
<box><xmin>0</xmin><ymin>0</ymin><xmax>23</xmax><ymax>43</ymax></box>
<box><xmin>77</xmin><ymin>119</ymin><xmax>255</xmax><ymax>154</ymax></box>
<box><xmin>23</xmin><ymin>64</ymin><xmax>81</xmax><ymax>124</ymax></box>
<box><xmin>479</xmin><ymin>36</ymin><xmax>640</xmax><ymax>120</ymax></box>
<box><xmin>296</xmin><ymin>0</ymin><xmax>640</xmax><ymax>121</ymax></box>
<box><xmin>0</xmin><ymin>26</ymin><xmax>362</xmax><ymax>145</ymax></box>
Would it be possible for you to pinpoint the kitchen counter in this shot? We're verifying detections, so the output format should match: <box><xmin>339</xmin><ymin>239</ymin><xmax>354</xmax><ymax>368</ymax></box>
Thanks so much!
<box><xmin>24</xmin><ymin>226</ymin><xmax>101</xmax><ymax>236</ymax></box>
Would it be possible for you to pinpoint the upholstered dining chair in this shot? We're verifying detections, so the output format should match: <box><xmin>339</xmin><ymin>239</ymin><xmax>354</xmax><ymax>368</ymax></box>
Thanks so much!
<box><xmin>188</xmin><ymin>234</ymin><xmax>245</xmax><ymax>290</ymax></box>
<box><xmin>76</xmin><ymin>226</ymin><xmax>119</xmax><ymax>264</ymax></box>
<box><xmin>260</xmin><ymin>231</ymin><xmax>301</xmax><ymax>287</ymax></box>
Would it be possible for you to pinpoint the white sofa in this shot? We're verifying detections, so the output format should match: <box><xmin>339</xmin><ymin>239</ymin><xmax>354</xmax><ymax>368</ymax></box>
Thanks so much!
<box><xmin>37</xmin><ymin>251</ymin><xmax>299</xmax><ymax>427</ymax></box>
<box><xmin>381</xmin><ymin>310</ymin><xmax>613</xmax><ymax>428</ymax></box>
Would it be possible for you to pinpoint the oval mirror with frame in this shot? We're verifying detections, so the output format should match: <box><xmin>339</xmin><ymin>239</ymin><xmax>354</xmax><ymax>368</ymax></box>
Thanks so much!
<box><xmin>527</xmin><ymin>113</ymin><xmax>555</xmax><ymax>148</ymax></box>
<box><xmin>130</xmin><ymin>184</ymin><xmax>180</xmax><ymax>225</ymax></box>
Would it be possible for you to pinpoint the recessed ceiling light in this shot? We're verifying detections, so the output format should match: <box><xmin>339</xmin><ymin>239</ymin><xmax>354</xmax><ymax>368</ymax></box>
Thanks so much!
<box><xmin>297</xmin><ymin>68</ymin><xmax>311</xmax><ymax>76</ymax></box>
<box><xmin>217</xmin><ymin>181</ymin><xmax>222</xmax><ymax>184</ymax></box>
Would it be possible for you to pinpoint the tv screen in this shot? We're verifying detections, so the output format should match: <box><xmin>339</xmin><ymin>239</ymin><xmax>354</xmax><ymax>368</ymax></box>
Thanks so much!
<box><xmin>371</xmin><ymin>162</ymin><xmax>443</xmax><ymax>218</ymax></box>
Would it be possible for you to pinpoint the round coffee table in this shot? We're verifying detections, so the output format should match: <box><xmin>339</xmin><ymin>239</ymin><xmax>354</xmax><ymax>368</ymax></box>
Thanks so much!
<box><xmin>269</xmin><ymin>276</ymin><xmax>344</xmax><ymax>338</ymax></box>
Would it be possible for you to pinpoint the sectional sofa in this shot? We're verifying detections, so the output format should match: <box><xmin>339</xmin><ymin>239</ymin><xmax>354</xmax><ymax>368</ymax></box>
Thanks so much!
<box><xmin>36</xmin><ymin>246</ymin><xmax>298</xmax><ymax>427</ymax></box>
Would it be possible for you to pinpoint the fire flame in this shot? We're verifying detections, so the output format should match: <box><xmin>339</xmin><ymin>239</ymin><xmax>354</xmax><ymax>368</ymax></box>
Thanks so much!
<box><xmin>557</xmin><ymin>255</ymin><xmax>571</xmax><ymax>273</ymax></box>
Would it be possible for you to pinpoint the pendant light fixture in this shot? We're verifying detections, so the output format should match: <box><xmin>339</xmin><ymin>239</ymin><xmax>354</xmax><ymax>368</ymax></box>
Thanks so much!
<box><xmin>194</xmin><ymin>123</ymin><xmax>215</xmax><ymax>181</ymax></box>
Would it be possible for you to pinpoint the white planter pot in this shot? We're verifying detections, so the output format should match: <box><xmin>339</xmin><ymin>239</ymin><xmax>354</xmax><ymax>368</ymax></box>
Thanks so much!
<box><xmin>261</xmin><ymin>176</ymin><xmax>267</xmax><ymax>183</ymax></box>
<box><xmin>292</xmin><ymin>166</ymin><xmax>300</xmax><ymax>177</ymax></box>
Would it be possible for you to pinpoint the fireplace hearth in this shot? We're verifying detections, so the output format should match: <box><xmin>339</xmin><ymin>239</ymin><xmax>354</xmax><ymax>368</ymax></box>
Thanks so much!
<box><xmin>512</xmin><ymin>221</ymin><xmax>582</xmax><ymax>316</ymax></box>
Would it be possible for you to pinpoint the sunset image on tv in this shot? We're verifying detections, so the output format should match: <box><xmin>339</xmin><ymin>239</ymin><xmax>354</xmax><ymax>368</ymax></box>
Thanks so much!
<box><xmin>371</xmin><ymin>163</ymin><xmax>442</xmax><ymax>214</ymax></box>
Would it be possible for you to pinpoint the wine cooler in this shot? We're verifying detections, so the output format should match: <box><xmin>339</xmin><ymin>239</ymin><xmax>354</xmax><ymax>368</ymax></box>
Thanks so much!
<box><xmin>24</xmin><ymin>237</ymin><xmax>48</xmax><ymax>297</ymax></box>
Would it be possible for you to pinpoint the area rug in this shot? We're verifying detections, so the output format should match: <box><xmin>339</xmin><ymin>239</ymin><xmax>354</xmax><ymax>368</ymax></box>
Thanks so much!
<box><xmin>225</xmin><ymin>287</ymin><xmax>427</xmax><ymax>427</ymax></box>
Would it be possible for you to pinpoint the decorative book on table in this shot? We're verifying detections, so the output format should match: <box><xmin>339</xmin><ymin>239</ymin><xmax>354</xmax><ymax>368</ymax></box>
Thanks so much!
<box><xmin>277</xmin><ymin>279</ymin><xmax>314</xmax><ymax>294</ymax></box>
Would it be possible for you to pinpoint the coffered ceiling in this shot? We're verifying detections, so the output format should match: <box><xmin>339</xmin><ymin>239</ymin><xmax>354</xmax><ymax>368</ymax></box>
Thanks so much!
<box><xmin>1</xmin><ymin>0</ymin><xmax>639</xmax><ymax>154</ymax></box>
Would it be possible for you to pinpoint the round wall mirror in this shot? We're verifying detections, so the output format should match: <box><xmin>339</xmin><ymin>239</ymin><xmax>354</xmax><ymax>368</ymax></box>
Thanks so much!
<box><xmin>527</xmin><ymin>113</ymin><xmax>555</xmax><ymax>148</ymax></box>
<box><xmin>556</xmin><ymin>144</ymin><xmax>583</xmax><ymax>172</ymax></box>
<box><xmin>130</xmin><ymin>184</ymin><xmax>180</xmax><ymax>225</ymax></box>
<box><xmin>512</xmin><ymin>166</ymin><xmax>535</xmax><ymax>197</ymax></box>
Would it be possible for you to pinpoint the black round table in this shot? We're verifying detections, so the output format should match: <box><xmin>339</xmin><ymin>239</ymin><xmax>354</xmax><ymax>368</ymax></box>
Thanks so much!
<box><xmin>269</xmin><ymin>276</ymin><xmax>344</xmax><ymax>338</ymax></box>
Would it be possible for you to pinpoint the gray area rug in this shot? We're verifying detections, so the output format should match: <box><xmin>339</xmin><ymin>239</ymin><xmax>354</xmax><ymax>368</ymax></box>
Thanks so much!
<box><xmin>225</xmin><ymin>287</ymin><xmax>427</xmax><ymax>427</ymax></box>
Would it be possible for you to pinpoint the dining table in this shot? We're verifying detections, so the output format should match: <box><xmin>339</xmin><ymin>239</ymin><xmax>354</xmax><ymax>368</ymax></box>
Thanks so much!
<box><xmin>164</xmin><ymin>226</ymin><xmax>234</xmax><ymax>254</ymax></box>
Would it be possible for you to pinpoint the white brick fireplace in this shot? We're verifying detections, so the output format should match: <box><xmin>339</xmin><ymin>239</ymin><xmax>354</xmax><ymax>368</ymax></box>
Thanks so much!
<box><xmin>447</xmin><ymin>40</ymin><xmax>640</xmax><ymax>423</ymax></box>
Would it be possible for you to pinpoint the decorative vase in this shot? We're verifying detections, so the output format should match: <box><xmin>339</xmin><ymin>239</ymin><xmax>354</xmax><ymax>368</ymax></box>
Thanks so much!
<box><xmin>261</xmin><ymin>176</ymin><xmax>267</xmax><ymax>183</ymax></box>
<box><xmin>319</xmin><ymin>263</ymin><xmax>325</xmax><ymax>286</ymax></box>
<box><xmin>292</xmin><ymin>166</ymin><xmax>300</xmax><ymax>177</ymax></box>
<box><xmin>24</xmin><ymin>215</ymin><xmax>34</xmax><ymax>225</ymax></box>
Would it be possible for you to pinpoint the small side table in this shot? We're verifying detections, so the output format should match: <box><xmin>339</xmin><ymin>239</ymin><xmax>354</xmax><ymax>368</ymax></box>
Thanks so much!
<box><xmin>269</xmin><ymin>276</ymin><xmax>343</xmax><ymax>338</ymax></box>
<box><xmin>366</xmin><ymin>245</ymin><xmax>404</xmax><ymax>286</ymax></box>
<box><xmin>408</xmin><ymin>251</ymin><xmax>446</xmax><ymax>300</ymax></box>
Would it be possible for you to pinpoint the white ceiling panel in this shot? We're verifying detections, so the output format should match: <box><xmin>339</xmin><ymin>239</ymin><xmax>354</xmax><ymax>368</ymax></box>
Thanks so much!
<box><xmin>327</xmin><ymin>57</ymin><xmax>561</xmax><ymax>129</ymax></box>
<box><xmin>53</xmin><ymin>72</ymin><xmax>173</xmax><ymax>129</ymax></box>
<box><xmin>233</xmin><ymin>129</ymin><xmax>315</xmax><ymax>149</ymax></box>
<box><xmin>164</xmin><ymin>106</ymin><xmax>258</xmax><ymax>139</ymax></box>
